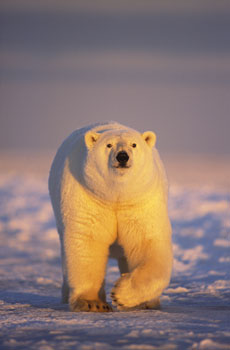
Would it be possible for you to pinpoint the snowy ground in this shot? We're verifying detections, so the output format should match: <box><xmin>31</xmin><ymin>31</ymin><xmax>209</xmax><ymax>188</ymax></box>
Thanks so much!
<box><xmin>0</xmin><ymin>156</ymin><xmax>230</xmax><ymax>350</ymax></box>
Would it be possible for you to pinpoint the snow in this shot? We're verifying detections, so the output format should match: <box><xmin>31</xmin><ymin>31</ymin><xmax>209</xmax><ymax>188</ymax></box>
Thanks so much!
<box><xmin>0</xmin><ymin>164</ymin><xmax>230</xmax><ymax>349</ymax></box>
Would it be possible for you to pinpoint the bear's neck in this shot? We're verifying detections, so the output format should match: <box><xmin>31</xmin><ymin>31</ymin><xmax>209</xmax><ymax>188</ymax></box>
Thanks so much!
<box><xmin>84</xmin><ymin>171</ymin><xmax>161</xmax><ymax>207</ymax></box>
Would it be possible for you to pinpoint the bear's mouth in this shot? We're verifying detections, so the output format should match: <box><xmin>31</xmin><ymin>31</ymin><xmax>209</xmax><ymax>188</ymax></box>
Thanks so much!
<box><xmin>114</xmin><ymin>164</ymin><xmax>130</xmax><ymax>169</ymax></box>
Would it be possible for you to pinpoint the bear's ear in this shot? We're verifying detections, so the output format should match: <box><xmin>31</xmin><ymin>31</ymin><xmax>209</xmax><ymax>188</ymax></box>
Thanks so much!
<box><xmin>142</xmin><ymin>131</ymin><xmax>156</xmax><ymax>148</ymax></box>
<box><xmin>85</xmin><ymin>131</ymin><xmax>101</xmax><ymax>149</ymax></box>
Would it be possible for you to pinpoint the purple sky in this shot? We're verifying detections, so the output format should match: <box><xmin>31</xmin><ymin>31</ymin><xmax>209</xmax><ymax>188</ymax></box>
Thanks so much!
<box><xmin>1</xmin><ymin>0</ymin><xmax>230</xmax><ymax>154</ymax></box>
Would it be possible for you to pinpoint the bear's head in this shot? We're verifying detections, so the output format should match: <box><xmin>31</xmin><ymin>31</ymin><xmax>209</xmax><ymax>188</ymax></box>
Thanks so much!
<box><xmin>83</xmin><ymin>128</ymin><xmax>158</xmax><ymax>202</ymax></box>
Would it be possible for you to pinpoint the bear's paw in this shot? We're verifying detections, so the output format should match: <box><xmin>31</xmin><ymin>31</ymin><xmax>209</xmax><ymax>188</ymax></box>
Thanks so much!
<box><xmin>111</xmin><ymin>274</ymin><xmax>161</xmax><ymax>311</ymax></box>
<box><xmin>110</xmin><ymin>274</ymin><xmax>139</xmax><ymax>309</ymax></box>
<box><xmin>70</xmin><ymin>299</ymin><xmax>113</xmax><ymax>312</ymax></box>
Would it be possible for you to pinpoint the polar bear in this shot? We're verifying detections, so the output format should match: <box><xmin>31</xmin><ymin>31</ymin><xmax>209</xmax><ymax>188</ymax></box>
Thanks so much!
<box><xmin>48</xmin><ymin>122</ymin><xmax>172</xmax><ymax>312</ymax></box>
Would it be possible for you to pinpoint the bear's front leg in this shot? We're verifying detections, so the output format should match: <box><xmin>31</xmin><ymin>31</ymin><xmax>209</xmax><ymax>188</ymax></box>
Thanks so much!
<box><xmin>111</xmin><ymin>242</ymin><xmax>172</xmax><ymax>310</ymax></box>
<box><xmin>111</xmin><ymin>215</ymin><xmax>173</xmax><ymax>310</ymax></box>
<box><xmin>64</xmin><ymin>230</ymin><xmax>113</xmax><ymax>312</ymax></box>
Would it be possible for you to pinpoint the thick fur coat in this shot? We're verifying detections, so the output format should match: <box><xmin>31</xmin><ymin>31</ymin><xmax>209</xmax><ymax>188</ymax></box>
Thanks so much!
<box><xmin>48</xmin><ymin>122</ymin><xmax>173</xmax><ymax>312</ymax></box>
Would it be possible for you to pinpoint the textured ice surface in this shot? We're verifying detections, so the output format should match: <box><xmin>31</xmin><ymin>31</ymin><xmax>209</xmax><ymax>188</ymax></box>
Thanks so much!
<box><xmin>0</xmin><ymin>174</ymin><xmax>229</xmax><ymax>349</ymax></box>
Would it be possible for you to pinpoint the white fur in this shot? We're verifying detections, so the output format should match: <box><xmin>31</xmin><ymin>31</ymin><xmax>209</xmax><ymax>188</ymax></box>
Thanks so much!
<box><xmin>48</xmin><ymin>122</ymin><xmax>172</xmax><ymax>311</ymax></box>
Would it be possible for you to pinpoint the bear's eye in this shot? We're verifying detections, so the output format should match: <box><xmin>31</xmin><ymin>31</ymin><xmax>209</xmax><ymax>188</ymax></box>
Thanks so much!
<box><xmin>132</xmin><ymin>143</ymin><xmax>137</xmax><ymax>148</ymax></box>
<box><xmin>107</xmin><ymin>143</ymin><xmax>112</xmax><ymax>148</ymax></box>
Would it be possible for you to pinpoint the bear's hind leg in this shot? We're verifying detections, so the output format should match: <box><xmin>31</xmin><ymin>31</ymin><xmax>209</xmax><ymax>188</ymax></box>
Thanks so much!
<box><xmin>99</xmin><ymin>279</ymin><xmax>106</xmax><ymax>302</ymax></box>
<box><xmin>142</xmin><ymin>298</ymin><xmax>161</xmax><ymax>310</ymax></box>
<box><xmin>59</xmin><ymin>232</ymin><xmax>70</xmax><ymax>304</ymax></box>
<box><xmin>61</xmin><ymin>279</ymin><xmax>69</xmax><ymax>304</ymax></box>
<box><xmin>118</xmin><ymin>256</ymin><xmax>129</xmax><ymax>276</ymax></box>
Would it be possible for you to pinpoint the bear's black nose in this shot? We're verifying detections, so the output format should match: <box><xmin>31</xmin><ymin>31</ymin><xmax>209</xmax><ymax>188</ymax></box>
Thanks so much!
<box><xmin>116</xmin><ymin>151</ymin><xmax>129</xmax><ymax>164</ymax></box>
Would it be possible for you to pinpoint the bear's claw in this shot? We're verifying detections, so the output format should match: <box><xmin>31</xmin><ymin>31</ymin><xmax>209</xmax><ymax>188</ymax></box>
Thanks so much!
<box><xmin>71</xmin><ymin>299</ymin><xmax>113</xmax><ymax>312</ymax></box>
<box><xmin>110</xmin><ymin>291</ymin><xmax>124</xmax><ymax>309</ymax></box>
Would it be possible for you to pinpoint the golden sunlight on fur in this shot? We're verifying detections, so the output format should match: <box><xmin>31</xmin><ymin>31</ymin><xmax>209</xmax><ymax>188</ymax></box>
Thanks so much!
<box><xmin>48</xmin><ymin>122</ymin><xmax>172</xmax><ymax>312</ymax></box>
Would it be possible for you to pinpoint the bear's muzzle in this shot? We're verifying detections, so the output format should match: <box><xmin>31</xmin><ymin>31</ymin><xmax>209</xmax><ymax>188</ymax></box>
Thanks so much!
<box><xmin>116</xmin><ymin>151</ymin><xmax>129</xmax><ymax>168</ymax></box>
